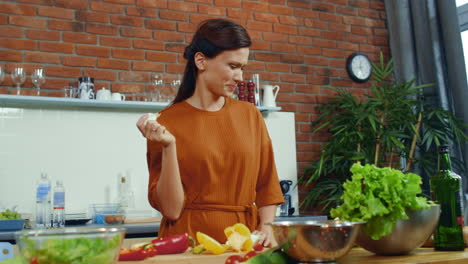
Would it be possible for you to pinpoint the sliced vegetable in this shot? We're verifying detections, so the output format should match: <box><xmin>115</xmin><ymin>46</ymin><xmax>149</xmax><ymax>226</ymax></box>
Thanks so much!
<box><xmin>191</xmin><ymin>244</ymin><xmax>206</xmax><ymax>254</ymax></box>
<box><xmin>144</xmin><ymin>246</ymin><xmax>158</xmax><ymax>258</ymax></box>
<box><xmin>225</xmin><ymin>255</ymin><xmax>243</xmax><ymax>264</ymax></box>
<box><xmin>224</xmin><ymin>223</ymin><xmax>253</xmax><ymax>252</ymax></box>
<box><xmin>253</xmin><ymin>243</ymin><xmax>264</xmax><ymax>252</ymax></box>
<box><xmin>196</xmin><ymin>232</ymin><xmax>226</xmax><ymax>255</ymax></box>
<box><xmin>242</xmin><ymin>251</ymin><xmax>257</xmax><ymax>261</ymax></box>
<box><xmin>118</xmin><ymin>248</ymin><xmax>147</xmax><ymax>261</ymax></box>
<box><xmin>151</xmin><ymin>233</ymin><xmax>193</xmax><ymax>254</ymax></box>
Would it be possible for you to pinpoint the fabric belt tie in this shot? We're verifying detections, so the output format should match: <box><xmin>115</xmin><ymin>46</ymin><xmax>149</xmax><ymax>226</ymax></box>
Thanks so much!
<box><xmin>184</xmin><ymin>203</ymin><xmax>258</xmax><ymax>230</ymax></box>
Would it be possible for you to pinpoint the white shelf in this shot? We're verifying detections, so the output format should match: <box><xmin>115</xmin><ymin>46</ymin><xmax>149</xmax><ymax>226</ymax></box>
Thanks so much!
<box><xmin>0</xmin><ymin>94</ymin><xmax>281</xmax><ymax>113</ymax></box>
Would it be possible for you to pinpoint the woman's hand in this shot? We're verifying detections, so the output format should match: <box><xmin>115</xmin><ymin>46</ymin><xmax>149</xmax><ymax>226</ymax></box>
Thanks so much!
<box><xmin>253</xmin><ymin>224</ymin><xmax>277</xmax><ymax>248</ymax></box>
<box><xmin>136</xmin><ymin>113</ymin><xmax>175</xmax><ymax>147</ymax></box>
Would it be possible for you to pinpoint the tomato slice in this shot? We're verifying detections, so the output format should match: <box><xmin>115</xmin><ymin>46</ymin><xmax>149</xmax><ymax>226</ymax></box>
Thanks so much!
<box><xmin>253</xmin><ymin>243</ymin><xmax>264</xmax><ymax>252</ymax></box>
<box><xmin>225</xmin><ymin>254</ymin><xmax>243</xmax><ymax>264</ymax></box>
<box><xmin>242</xmin><ymin>250</ymin><xmax>258</xmax><ymax>261</ymax></box>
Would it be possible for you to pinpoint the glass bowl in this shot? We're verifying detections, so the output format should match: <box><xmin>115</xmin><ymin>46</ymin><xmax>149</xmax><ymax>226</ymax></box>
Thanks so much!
<box><xmin>15</xmin><ymin>226</ymin><xmax>125</xmax><ymax>264</ymax></box>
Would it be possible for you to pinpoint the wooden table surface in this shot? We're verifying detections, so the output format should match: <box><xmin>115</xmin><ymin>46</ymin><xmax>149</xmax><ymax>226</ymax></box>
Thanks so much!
<box><xmin>120</xmin><ymin>238</ymin><xmax>468</xmax><ymax>264</ymax></box>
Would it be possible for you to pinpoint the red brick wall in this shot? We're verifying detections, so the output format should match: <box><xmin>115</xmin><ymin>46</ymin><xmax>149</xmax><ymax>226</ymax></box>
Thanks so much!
<box><xmin>0</xmin><ymin>0</ymin><xmax>389</xmax><ymax>214</ymax></box>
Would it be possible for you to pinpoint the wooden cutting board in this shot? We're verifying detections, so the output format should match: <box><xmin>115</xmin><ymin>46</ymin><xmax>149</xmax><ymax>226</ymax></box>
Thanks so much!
<box><xmin>117</xmin><ymin>248</ymin><xmax>468</xmax><ymax>264</ymax></box>
<box><xmin>119</xmin><ymin>238</ymin><xmax>468</xmax><ymax>264</ymax></box>
<box><xmin>340</xmin><ymin>247</ymin><xmax>468</xmax><ymax>264</ymax></box>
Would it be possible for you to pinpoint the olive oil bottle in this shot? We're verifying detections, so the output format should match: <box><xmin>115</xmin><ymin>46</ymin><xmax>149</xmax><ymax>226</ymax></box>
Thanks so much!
<box><xmin>430</xmin><ymin>145</ymin><xmax>465</xmax><ymax>251</ymax></box>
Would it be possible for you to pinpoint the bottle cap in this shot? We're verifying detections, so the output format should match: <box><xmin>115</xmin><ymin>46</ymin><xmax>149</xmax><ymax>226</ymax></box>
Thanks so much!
<box><xmin>438</xmin><ymin>145</ymin><xmax>449</xmax><ymax>153</ymax></box>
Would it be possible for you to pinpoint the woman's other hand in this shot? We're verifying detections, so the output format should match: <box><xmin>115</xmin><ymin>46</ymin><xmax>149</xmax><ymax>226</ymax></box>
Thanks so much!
<box><xmin>253</xmin><ymin>224</ymin><xmax>277</xmax><ymax>248</ymax></box>
<box><xmin>136</xmin><ymin>113</ymin><xmax>175</xmax><ymax>147</ymax></box>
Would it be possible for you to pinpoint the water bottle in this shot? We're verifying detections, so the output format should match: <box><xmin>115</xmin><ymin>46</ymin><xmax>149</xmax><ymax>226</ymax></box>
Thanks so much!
<box><xmin>35</xmin><ymin>173</ymin><xmax>51</xmax><ymax>229</ymax></box>
<box><xmin>52</xmin><ymin>180</ymin><xmax>65</xmax><ymax>228</ymax></box>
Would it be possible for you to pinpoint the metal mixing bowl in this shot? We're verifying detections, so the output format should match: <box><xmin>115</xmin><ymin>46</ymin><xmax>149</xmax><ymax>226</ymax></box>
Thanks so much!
<box><xmin>269</xmin><ymin>220</ymin><xmax>363</xmax><ymax>263</ymax></box>
<box><xmin>15</xmin><ymin>226</ymin><xmax>125</xmax><ymax>263</ymax></box>
<box><xmin>356</xmin><ymin>204</ymin><xmax>440</xmax><ymax>255</ymax></box>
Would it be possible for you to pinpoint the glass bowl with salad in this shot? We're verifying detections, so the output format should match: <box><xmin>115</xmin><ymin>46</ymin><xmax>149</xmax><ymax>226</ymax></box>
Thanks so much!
<box><xmin>15</xmin><ymin>226</ymin><xmax>125</xmax><ymax>264</ymax></box>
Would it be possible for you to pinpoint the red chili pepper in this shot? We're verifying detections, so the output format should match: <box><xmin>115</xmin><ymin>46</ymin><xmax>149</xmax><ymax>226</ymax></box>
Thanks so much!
<box><xmin>118</xmin><ymin>248</ymin><xmax>148</xmax><ymax>261</ymax></box>
<box><xmin>30</xmin><ymin>257</ymin><xmax>38</xmax><ymax>264</ymax></box>
<box><xmin>143</xmin><ymin>244</ymin><xmax>158</xmax><ymax>258</ymax></box>
<box><xmin>151</xmin><ymin>233</ymin><xmax>194</xmax><ymax>254</ymax></box>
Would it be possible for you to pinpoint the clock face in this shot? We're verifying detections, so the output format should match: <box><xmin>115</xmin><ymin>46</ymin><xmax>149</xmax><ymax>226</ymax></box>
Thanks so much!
<box><xmin>346</xmin><ymin>53</ymin><xmax>372</xmax><ymax>83</ymax></box>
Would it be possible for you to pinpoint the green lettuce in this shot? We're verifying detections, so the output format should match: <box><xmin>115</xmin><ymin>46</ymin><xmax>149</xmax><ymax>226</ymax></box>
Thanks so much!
<box><xmin>330</xmin><ymin>163</ymin><xmax>432</xmax><ymax>240</ymax></box>
<box><xmin>17</xmin><ymin>233</ymin><xmax>122</xmax><ymax>264</ymax></box>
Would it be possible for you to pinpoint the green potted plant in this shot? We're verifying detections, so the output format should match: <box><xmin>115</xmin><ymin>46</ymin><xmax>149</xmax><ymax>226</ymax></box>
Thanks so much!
<box><xmin>300</xmin><ymin>53</ymin><xmax>468</xmax><ymax>215</ymax></box>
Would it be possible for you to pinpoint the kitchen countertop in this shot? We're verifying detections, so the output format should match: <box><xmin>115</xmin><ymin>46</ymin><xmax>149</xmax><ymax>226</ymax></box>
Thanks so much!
<box><xmin>119</xmin><ymin>238</ymin><xmax>468</xmax><ymax>264</ymax></box>
<box><xmin>0</xmin><ymin>215</ymin><xmax>325</xmax><ymax>242</ymax></box>
<box><xmin>0</xmin><ymin>221</ymin><xmax>160</xmax><ymax>243</ymax></box>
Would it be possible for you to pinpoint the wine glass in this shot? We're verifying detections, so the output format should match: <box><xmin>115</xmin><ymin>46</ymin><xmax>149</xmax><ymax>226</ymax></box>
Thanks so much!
<box><xmin>151</xmin><ymin>73</ymin><xmax>163</xmax><ymax>102</ymax></box>
<box><xmin>11</xmin><ymin>66</ymin><xmax>26</xmax><ymax>95</ymax></box>
<box><xmin>31</xmin><ymin>68</ymin><xmax>45</xmax><ymax>96</ymax></box>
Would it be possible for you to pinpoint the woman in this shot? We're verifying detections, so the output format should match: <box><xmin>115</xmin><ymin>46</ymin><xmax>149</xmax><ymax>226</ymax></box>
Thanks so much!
<box><xmin>136</xmin><ymin>19</ymin><xmax>284</xmax><ymax>246</ymax></box>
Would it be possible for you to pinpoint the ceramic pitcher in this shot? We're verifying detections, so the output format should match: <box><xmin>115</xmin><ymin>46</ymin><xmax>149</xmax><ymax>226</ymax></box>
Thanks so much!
<box><xmin>262</xmin><ymin>84</ymin><xmax>280</xmax><ymax>107</ymax></box>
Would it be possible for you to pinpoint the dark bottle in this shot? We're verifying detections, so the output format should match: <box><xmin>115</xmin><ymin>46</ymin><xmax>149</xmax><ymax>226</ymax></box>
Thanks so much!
<box><xmin>430</xmin><ymin>145</ymin><xmax>465</xmax><ymax>251</ymax></box>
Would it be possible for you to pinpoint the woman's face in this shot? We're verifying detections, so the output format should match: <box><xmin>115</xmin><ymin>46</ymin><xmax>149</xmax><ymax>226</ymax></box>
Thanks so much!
<box><xmin>198</xmin><ymin>47</ymin><xmax>249</xmax><ymax>97</ymax></box>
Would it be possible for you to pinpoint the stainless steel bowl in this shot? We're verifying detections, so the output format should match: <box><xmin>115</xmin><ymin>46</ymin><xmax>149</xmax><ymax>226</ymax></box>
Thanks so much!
<box><xmin>356</xmin><ymin>204</ymin><xmax>440</xmax><ymax>255</ymax></box>
<box><xmin>269</xmin><ymin>220</ymin><xmax>363</xmax><ymax>263</ymax></box>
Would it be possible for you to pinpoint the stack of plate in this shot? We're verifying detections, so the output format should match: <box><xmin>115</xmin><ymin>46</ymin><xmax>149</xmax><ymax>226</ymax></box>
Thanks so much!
<box><xmin>65</xmin><ymin>213</ymin><xmax>91</xmax><ymax>226</ymax></box>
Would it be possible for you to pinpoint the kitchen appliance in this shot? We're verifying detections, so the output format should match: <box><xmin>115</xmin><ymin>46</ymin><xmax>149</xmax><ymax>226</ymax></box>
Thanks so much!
<box><xmin>279</xmin><ymin>180</ymin><xmax>294</xmax><ymax>216</ymax></box>
<box><xmin>78</xmin><ymin>76</ymin><xmax>95</xmax><ymax>100</ymax></box>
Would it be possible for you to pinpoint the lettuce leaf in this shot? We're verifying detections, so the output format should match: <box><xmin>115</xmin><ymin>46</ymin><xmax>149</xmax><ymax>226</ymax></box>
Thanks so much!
<box><xmin>330</xmin><ymin>163</ymin><xmax>432</xmax><ymax>240</ymax></box>
<box><xmin>18</xmin><ymin>233</ymin><xmax>122</xmax><ymax>264</ymax></box>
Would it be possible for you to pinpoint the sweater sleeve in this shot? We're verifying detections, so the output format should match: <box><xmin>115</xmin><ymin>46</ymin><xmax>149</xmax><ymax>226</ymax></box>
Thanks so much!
<box><xmin>146</xmin><ymin>140</ymin><xmax>163</xmax><ymax>211</ymax></box>
<box><xmin>254</xmin><ymin>110</ymin><xmax>285</xmax><ymax>208</ymax></box>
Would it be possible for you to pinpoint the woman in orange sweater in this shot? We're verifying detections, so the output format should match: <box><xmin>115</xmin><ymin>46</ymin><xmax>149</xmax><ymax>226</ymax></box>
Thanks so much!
<box><xmin>136</xmin><ymin>18</ymin><xmax>284</xmax><ymax>246</ymax></box>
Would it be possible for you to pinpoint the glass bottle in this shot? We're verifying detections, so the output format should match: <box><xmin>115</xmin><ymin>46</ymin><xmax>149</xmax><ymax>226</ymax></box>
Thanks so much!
<box><xmin>430</xmin><ymin>145</ymin><xmax>465</xmax><ymax>251</ymax></box>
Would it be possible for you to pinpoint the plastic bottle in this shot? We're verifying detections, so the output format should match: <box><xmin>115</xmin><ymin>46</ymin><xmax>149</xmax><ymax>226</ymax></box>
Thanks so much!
<box><xmin>52</xmin><ymin>180</ymin><xmax>65</xmax><ymax>228</ymax></box>
<box><xmin>430</xmin><ymin>145</ymin><xmax>465</xmax><ymax>251</ymax></box>
<box><xmin>35</xmin><ymin>173</ymin><xmax>51</xmax><ymax>229</ymax></box>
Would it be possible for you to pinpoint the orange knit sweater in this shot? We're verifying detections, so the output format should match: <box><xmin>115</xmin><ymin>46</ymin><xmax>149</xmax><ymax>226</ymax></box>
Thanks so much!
<box><xmin>146</xmin><ymin>97</ymin><xmax>284</xmax><ymax>242</ymax></box>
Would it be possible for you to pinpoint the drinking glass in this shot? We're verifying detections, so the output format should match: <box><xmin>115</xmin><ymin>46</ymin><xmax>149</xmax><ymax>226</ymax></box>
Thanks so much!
<box><xmin>31</xmin><ymin>68</ymin><xmax>45</xmax><ymax>96</ymax></box>
<box><xmin>151</xmin><ymin>73</ymin><xmax>163</xmax><ymax>102</ymax></box>
<box><xmin>169</xmin><ymin>75</ymin><xmax>181</xmax><ymax>101</ymax></box>
<box><xmin>11</xmin><ymin>66</ymin><xmax>26</xmax><ymax>95</ymax></box>
<box><xmin>0</xmin><ymin>65</ymin><xmax>4</xmax><ymax>84</ymax></box>
<box><xmin>62</xmin><ymin>87</ymin><xmax>73</xmax><ymax>98</ymax></box>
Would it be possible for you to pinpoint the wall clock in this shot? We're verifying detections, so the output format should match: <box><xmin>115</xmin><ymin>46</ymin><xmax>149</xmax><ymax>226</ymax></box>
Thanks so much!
<box><xmin>346</xmin><ymin>52</ymin><xmax>372</xmax><ymax>83</ymax></box>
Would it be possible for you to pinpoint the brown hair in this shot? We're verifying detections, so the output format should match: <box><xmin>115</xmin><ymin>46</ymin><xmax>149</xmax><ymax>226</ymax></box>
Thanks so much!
<box><xmin>172</xmin><ymin>19</ymin><xmax>252</xmax><ymax>104</ymax></box>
